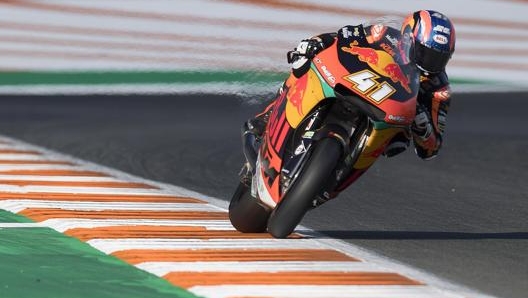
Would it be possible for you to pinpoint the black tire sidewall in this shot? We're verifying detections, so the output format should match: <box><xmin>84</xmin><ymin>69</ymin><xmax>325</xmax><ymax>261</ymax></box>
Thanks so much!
<box><xmin>229</xmin><ymin>182</ymin><xmax>270</xmax><ymax>233</ymax></box>
<box><xmin>267</xmin><ymin>138</ymin><xmax>342</xmax><ymax>238</ymax></box>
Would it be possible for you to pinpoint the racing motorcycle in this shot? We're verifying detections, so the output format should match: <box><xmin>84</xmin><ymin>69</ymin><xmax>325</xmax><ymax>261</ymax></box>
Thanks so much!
<box><xmin>229</xmin><ymin>18</ymin><xmax>420</xmax><ymax>238</ymax></box>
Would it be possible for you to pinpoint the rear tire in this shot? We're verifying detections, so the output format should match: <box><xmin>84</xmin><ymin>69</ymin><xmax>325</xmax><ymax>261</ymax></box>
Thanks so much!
<box><xmin>267</xmin><ymin>138</ymin><xmax>342</xmax><ymax>238</ymax></box>
<box><xmin>229</xmin><ymin>181</ymin><xmax>271</xmax><ymax>233</ymax></box>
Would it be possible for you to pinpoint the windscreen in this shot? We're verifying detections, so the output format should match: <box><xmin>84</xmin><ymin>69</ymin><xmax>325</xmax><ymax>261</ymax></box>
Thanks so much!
<box><xmin>361</xmin><ymin>16</ymin><xmax>414</xmax><ymax>68</ymax></box>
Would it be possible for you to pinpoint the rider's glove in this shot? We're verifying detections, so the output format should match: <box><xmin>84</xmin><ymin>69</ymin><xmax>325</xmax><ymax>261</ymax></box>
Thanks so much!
<box><xmin>411</xmin><ymin>105</ymin><xmax>433</xmax><ymax>140</ymax></box>
<box><xmin>287</xmin><ymin>38</ymin><xmax>324</xmax><ymax>63</ymax></box>
<box><xmin>298</xmin><ymin>39</ymin><xmax>324</xmax><ymax>58</ymax></box>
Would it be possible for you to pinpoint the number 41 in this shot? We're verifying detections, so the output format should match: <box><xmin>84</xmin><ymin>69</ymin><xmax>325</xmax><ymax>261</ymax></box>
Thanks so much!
<box><xmin>344</xmin><ymin>70</ymin><xmax>395</xmax><ymax>103</ymax></box>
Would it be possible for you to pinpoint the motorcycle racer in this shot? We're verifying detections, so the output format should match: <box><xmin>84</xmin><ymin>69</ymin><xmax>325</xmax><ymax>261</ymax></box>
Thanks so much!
<box><xmin>242</xmin><ymin>10</ymin><xmax>456</xmax><ymax>181</ymax></box>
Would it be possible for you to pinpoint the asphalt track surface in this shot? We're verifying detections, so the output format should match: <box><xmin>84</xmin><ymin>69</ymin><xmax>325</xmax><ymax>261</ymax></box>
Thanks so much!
<box><xmin>0</xmin><ymin>91</ymin><xmax>526</xmax><ymax>298</ymax></box>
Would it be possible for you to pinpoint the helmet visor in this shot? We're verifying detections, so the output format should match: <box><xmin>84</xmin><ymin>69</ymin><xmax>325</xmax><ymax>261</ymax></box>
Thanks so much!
<box><xmin>415</xmin><ymin>43</ymin><xmax>451</xmax><ymax>73</ymax></box>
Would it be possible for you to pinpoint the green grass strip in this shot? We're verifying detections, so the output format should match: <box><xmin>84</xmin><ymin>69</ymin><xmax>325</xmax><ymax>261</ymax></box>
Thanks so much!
<box><xmin>0</xmin><ymin>70</ymin><xmax>495</xmax><ymax>87</ymax></box>
<box><xmin>0</xmin><ymin>70</ymin><xmax>286</xmax><ymax>85</ymax></box>
<box><xmin>0</xmin><ymin>210</ymin><xmax>34</xmax><ymax>223</ymax></box>
<box><xmin>0</xmin><ymin>225</ymin><xmax>198</xmax><ymax>298</ymax></box>
<box><xmin>448</xmin><ymin>77</ymin><xmax>501</xmax><ymax>85</ymax></box>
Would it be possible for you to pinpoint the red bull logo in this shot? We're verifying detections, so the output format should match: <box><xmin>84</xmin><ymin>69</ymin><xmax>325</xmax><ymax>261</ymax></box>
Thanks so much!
<box><xmin>341</xmin><ymin>41</ymin><xmax>411</xmax><ymax>93</ymax></box>
<box><xmin>383</xmin><ymin>63</ymin><xmax>411</xmax><ymax>93</ymax></box>
<box><xmin>342</xmin><ymin>43</ymin><xmax>379</xmax><ymax>65</ymax></box>
<box><xmin>288</xmin><ymin>84</ymin><xmax>304</xmax><ymax>116</ymax></box>
<box><xmin>286</xmin><ymin>75</ymin><xmax>308</xmax><ymax>116</ymax></box>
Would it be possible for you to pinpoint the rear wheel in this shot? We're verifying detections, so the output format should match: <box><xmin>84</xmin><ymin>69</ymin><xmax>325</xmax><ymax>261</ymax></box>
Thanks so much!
<box><xmin>229</xmin><ymin>181</ymin><xmax>271</xmax><ymax>233</ymax></box>
<box><xmin>267</xmin><ymin>138</ymin><xmax>342</xmax><ymax>238</ymax></box>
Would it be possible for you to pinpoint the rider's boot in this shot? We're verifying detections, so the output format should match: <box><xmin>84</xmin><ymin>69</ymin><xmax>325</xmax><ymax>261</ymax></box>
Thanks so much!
<box><xmin>383</xmin><ymin>131</ymin><xmax>411</xmax><ymax>157</ymax></box>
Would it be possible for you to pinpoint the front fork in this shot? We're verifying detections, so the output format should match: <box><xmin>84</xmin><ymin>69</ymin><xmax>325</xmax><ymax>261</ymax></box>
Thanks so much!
<box><xmin>242</xmin><ymin>98</ymin><xmax>372</xmax><ymax>207</ymax></box>
<box><xmin>282</xmin><ymin>98</ymin><xmax>369</xmax><ymax>204</ymax></box>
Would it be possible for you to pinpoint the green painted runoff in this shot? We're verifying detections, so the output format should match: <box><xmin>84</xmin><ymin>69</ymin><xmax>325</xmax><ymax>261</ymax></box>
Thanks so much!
<box><xmin>0</xmin><ymin>226</ymin><xmax>198</xmax><ymax>298</ymax></box>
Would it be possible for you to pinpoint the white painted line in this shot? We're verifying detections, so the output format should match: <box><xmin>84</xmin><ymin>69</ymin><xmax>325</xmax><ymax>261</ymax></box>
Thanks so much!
<box><xmin>0</xmin><ymin>146</ymin><xmax>35</xmax><ymax>150</ymax></box>
<box><xmin>0</xmin><ymin>165</ymin><xmax>81</xmax><ymax>171</ymax></box>
<box><xmin>88</xmin><ymin>238</ymin><xmax>326</xmax><ymax>254</ymax></box>
<box><xmin>0</xmin><ymin>154</ymin><xmax>45</xmax><ymax>160</ymax></box>
<box><xmin>189</xmin><ymin>285</ymin><xmax>454</xmax><ymax>298</ymax></box>
<box><xmin>138</xmin><ymin>261</ymin><xmax>384</xmax><ymax>276</ymax></box>
<box><xmin>0</xmin><ymin>175</ymin><xmax>119</xmax><ymax>182</ymax></box>
<box><xmin>0</xmin><ymin>185</ymin><xmax>171</xmax><ymax>195</ymax></box>
<box><xmin>41</xmin><ymin>218</ymin><xmax>234</xmax><ymax>232</ymax></box>
<box><xmin>0</xmin><ymin>200</ymin><xmax>222</xmax><ymax>213</ymax></box>
<box><xmin>0</xmin><ymin>175</ymin><xmax>120</xmax><ymax>184</ymax></box>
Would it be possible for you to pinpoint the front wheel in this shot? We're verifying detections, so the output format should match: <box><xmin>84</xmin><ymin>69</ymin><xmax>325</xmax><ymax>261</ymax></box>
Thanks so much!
<box><xmin>229</xmin><ymin>181</ymin><xmax>271</xmax><ymax>233</ymax></box>
<box><xmin>267</xmin><ymin>138</ymin><xmax>342</xmax><ymax>238</ymax></box>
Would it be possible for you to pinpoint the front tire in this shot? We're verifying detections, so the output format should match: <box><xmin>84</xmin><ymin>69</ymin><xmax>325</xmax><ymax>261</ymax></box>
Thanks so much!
<box><xmin>267</xmin><ymin>138</ymin><xmax>342</xmax><ymax>238</ymax></box>
<box><xmin>229</xmin><ymin>181</ymin><xmax>271</xmax><ymax>233</ymax></box>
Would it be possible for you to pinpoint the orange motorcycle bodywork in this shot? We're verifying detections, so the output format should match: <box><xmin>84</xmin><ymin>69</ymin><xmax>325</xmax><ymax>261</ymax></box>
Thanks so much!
<box><xmin>256</xmin><ymin>28</ymin><xmax>419</xmax><ymax>208</ymax></box>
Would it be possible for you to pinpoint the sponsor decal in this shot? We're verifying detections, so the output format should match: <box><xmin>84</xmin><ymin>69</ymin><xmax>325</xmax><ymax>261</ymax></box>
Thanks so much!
<box><xmin>342</xmin><ymin>41</ymin><xmax>380</xmax><ymax>64</ymax></box>
<box><xmin>303</xmin><ymin>131</ymin><xmax>315</xmax><ymax>139</ymax></box>
<box><xmin>385</xmin><ymin>34</ymin><xmax>398</xmax><ymax>46</ymax></box>
<box><xmin>433</xmin><ymin>25</ymin><xmax>451</xmax><ymax>35</ymax></box>
<box><xmin>341</xmin><ymin>26</ymin><xmax>352</xmax><ymax>38</ymax></box>
<box><xmin>287</xmin><ymin>75</ymin><xmax>307</xmax><ymax>116</ymax></box>
<box><xmin>353</xmin><ymin>27</ymin><xmax>360</xmax><ymax>37</ymax></box>
<box><xmin>433</xmin><ymin>34</ymin><xmax>448</xmax><ymax>45</ymax></box>
<box><xmin>341</xmin><ymin>41</ymin><xmax>412</xmax><ymax>93</ymax></box>
<box><xmin>432</xmin><ymin>12</ymin><xmax>448</xmax><ymax>21</ymax></box>
<box><xmin>388</xmin><ymin>114</ymin><xmax>406</xmax><ymax>123</ymax></box>
<box><xmin>340</xmin><ymin>26</ymin><xmax>360</xmax><ymax>39</ymax></box>
<box><xmin>321</xmin><ymin>65</ymin><xmax>336</xmax><ymax>85</ymax></box>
